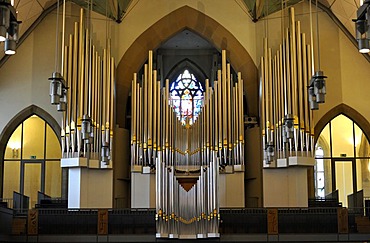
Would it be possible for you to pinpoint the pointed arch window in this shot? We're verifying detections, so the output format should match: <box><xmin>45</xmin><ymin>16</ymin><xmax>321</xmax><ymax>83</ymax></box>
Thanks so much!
<box><xmin>315</xmin><ymin>114</ymin><xmax>370</xmax><ymax>207</ymax></box>
<box><xmin>2</xmin><ymin>115</ymin><xmax>61</xmax><ymax>208</ymax></box>
<box><xmin>170</xmin><ymin>69</ymin><xmax>204</xmax><ymax>125</ymax></box>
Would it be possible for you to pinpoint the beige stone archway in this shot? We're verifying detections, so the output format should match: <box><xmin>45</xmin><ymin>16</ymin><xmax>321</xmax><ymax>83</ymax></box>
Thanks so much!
<box><xmin>116</xmin><ymin>5</ymin><xmax>258</xmax><ymax>128</ymax></box>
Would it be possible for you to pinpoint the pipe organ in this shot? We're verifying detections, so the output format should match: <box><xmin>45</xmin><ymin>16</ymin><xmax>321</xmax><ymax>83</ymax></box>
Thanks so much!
<box><xmin>50</xmin><ymin>7</ymin><xmax>115</xmax><ymax>208</ymax></box>
<box><xmin>131</xmin><ymin>50</ymin><xmax>245</xmax><ymax>238</ymax></box>
<box><xmin>260</xmin><ymin>7</ymin><xmax>316</xmax><ymax>167</ymax></box>
<box><xmin>51</xmin><ymin>8</ymin><xmax>115</xmax><ymax>165</ymax></box>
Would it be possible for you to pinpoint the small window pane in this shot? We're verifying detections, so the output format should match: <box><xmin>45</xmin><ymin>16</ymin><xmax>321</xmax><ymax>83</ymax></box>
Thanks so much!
<box><xmin>357</xmin><ymin>159</ymin><xmax>363</xmax><ymax>192</ymax></box>
<box><xmin>23</xmin><ymin>115</ymin><xmax>45</xmax><ymax>159</ymax></box>
<box><xmin>360</xmin><ymin>158</ymin><xmax>370</xmax><ymax>198</ymax></box>
<box><xmin>45</xmin><ymin>161</ymin><xmax>62</xmax><ymax>197</ymax></box>
<box><xmin>331</xmin><ymin>115</ymin><xmax>354</xmax><ymax>157</ymax></box>
<box><xmin>46</xmin><ymin>126</ymin><xmax>61</xmax><ymax>159</ymax></box>
<box><xmin>3</xmin><ymin>161</ymin><xmax>20</xmax><ymax>199</ymax></box>
<box><xmin>5</xmin><ymin>124</ymin><xmax>22</xmax><ymax>159</ymax></box>
<box><xmin>317</xmin><ymin>124</ymin><xmax>331</xmax><ymax>157</ymax></box>
<box><xmin>355</xmin><ymin>123</ymin><xmax>369</xmax><ymax>157</ymax></box>
<box><xmin>324</xmin><ymin>159</ymin><xmax>332</xmax><ymax>195</ymax></box>
<box><xmin>24</xmin><ymin>163</ymin><xmax>41</xmax><ymax>208</ymax></box>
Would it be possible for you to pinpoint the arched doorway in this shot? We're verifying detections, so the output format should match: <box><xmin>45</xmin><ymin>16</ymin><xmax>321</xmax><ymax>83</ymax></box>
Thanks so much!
<box><xmin>315</xmin><ymin>113</ymin><xmax>370</xmax><ymax>208</ymax></box>
<box><xmin>0</xmin><ymin>105</ymin><xmax>62</xmax><ymax>208</ymax></box>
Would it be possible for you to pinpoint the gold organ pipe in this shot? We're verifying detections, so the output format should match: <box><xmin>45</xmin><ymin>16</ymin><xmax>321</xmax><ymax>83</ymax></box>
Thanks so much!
<box><xmin>233</xmin><ymin>85</ymin><xmax>238</xmax><ymax>163</ymax></box>
<box><xmin>157</xmin><ymin>81</ymin><xmax>161</xmax><ymax>152</ymax></box>
<box><xmin>143</xmin><ymin>64</ymin><xmax>148</xmax><ymax>152</ymax></box>
<box><xmin>217</xmin><ymin>70</ymin><xmax>222</xmax><ymax>151</ymax></box>
<box><xmin>263</xmin><ymin>38</ymin><xmax>269</xmax><ymax>142</ymax></box>
<box><xmin>227</xmin><ymin>64</ymin><xmax>232</xmax><ymax>150</ymax></box>
<box><xmin>110</xmin><ymin>57</ymin><xmax>114</xmax><ymax>135</ymax></box>
<box><xmin>93</xmin><ymin>50</ymin><xmax>98</xmax><ymax>153</ymax></box>
<box><xmin>289</xmin><ymin>7</ymin><xmax>298</xmax><ymax>118</ymax></box>
<box><xmin>279</xmin><ymin>45</ymin><xmax>284</xmax><ymax>123</ymax></box>
<box><xmin>239</xmin><ymin>75</ymin><xmax>243</xmax><ymax>163</ymax></box>
<box><xmin>235</xmin><ymin>78</ymin><xmax>239</xmax><ymax>150</ymax></box>
<box><xmin>132</xmin><ymin>74</ymin><xmax>137</xmax><ymax>144</ymax></box>
<box><xmin>268</xmin><ymin>48</ymin><xmax>273</xmax><ymax>138</ymax></box>
<box><xmin>106</xmin><ymin>40</ymin><xmax>111</xmax><ymax>128</ymax></box>
<box><xmin>307</xmin><ymin>44</ymin><xmax>313</xmax><ymax>135</ymax></box>
<box><xmin>72</xmin><ymin>22</ymin><xmax>79</xmax><ymax>126</ymax></box>
<box><xmin>138</xmin><ymin>86</ymin><xmax>142</xmax><ymax>164</ymax></box>
<box><xmin>161</xmin><ymin>87</ymin><xmax>165</xmax><ymax>158</ymax></box>
<box><xmin>296</xmin><ymin>21</ymin><xmax>304</xmax><ymax>133</ymax></box>
<box><xmin>210</xmin><ymin>87</ymin><xmax>214</xmax><ymax>152</ymax></box>
<box><xmin>275</xmin><ymin>52</ymin><xmax>280</xmax><ymax>135</ymax></box>
<box><xmin>61</xmin><ymin>0</ymin><xmax>66</xmax><ymax>73</ymax></box>
<box><xmin>91</xmin><ymin>46</ymin><xmax>96</xmax><ymax>125</ymax></box>
<box><xmin>260</xmin><ymin>56</ymin><xmax>265</xmax><ymax>142</ymax></box>
<box><xmin>97</xmin><ymin>55</ymin><xmax>101</xmax><ymax>139</ymax></box>
<box><xmin>153</xmin><ymin>70</ymin><xmax>157</xmax><ymax>150</ymax></box>
<box><xmin>209</xmin><ymin>85</ymin><xmax>212</xmax><ymax>150</ymax></box>
<box><xmin>67</xmin><ymin>35</ymin><xmax>73</xmax><ymax>126</ymax></box>
<box><xmin>102</xmin><ymin>49</ymin><xmax>107</xmax><ymax>128</ymax></box>
<box><xmin>84</xmin><ymin>29</ymin><xmax>89</xmax><ymax>117</ymax></box>
<box><xmin>221</xmin><ymin>50</ymin><xmax>227</xmax><ymax>150</ymax></box>
<box><xmin>214</xmin><ymin>81</ymin><xmax>218</xmax><ymax>152</ymax></box>
<box><xmin>78</xmin><ymin>8</ymin><xmax>85</xmax><ymax>120</ymax></box>
<box><xmin>63</xmin><ymin>45</ymin><xmax>68</xmax><ymax>120</ymax></box>
<box><xmin>148</xmin><ymin>51</ymin><xmax>153</xmax><ymax>149</ymax></box>
<box><xmin>90</xmin><ymin>45</ymin><xmax>96</xmax><ymax>126</ymax></box>
<box><xmin>285</xmin><ymin>29</ymin><xmax>292</xmax><ymax>115</ymax></box>
<box><xmin>205</xmin><ymin>79</ymin><xmax>209</xmax><ymax>148</ymax></box>
<box><xmin>96</xmin><ymin>51</ymin><xmax>100</xmax><ymax>134</ymax></box>
<box><xmin>309</xmin><ymin>1</ymin><xmax>315</xmax><ymax>75</ymax></box>
<box><xmin>282</xmin><ymin>36</ymin><xmax>288</xmax><ymax>116</ymax></box>
<box><xmin>279</xmin><ymin>50</ymin><xmax>284</xmax><ymax>154</ymax></box>
<box><xmin>302</xmin><ymin>35</ymin><xmax>309</xmax><ymax>133</ymax></box>
<box><xmin>165</xmin><ymin>79</ymin><xmax>170</xmax><ymax>152</ymax></box>
<box><xmin>274</xmin><ymin>55</ymin><xmax>279</xmax><ymax>152</ymax></box>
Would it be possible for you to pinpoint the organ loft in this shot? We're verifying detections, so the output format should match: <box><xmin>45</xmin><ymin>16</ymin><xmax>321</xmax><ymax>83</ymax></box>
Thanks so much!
<box><xmin>51</xmin><ymin>5</ymin><xmax>320</xmax><ymax>239</ymax></box>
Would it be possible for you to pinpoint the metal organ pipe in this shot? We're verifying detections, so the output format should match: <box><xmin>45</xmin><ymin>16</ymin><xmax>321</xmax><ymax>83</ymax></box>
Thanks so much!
<box><xmin>129</xmin><ymin>50</ymin><xmax>244</xmax><ymax>238</ymax></box>
<box><xmin>260</xmin><ymin>7</ymin><xmax>316</xmax><ymax>165</ymax></box>
<box><xmin>54</xmin><ymin>8</ymin><xmax>115</xmax><ymax>164</ymax></box>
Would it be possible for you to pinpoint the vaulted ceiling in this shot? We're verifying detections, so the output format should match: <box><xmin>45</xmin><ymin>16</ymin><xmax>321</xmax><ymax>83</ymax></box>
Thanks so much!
<box><xmin>0</xmin><ymin>0</ymin><xmax>366</xmax><ymax>63</ymax></box>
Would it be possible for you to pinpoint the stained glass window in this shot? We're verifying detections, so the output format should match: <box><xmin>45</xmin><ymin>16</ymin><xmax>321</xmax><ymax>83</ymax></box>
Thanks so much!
<box><xmin>170</xmin><ymin>69</ymin><xmax>204</xmax><ymax>125</ymax></box>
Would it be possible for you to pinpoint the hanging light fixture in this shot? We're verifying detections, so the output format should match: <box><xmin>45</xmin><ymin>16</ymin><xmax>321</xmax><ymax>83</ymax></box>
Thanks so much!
<box><xmin>49</xmin><ymin>0</ymin><xmax>67</xmax><ymax>109</ymax></box>
<box><xmin>355</xmin><ymin>0</ymin><xmax>370</xmax><ymax>53</ymax></box>
<box><xmin>0</xmin><ymin>1</ymin><xmax>20</xmax><ymax>55</ymax></box>
<box><xmin>308</xmin><ymin>0</ymin><xmax>327</xmax><ymax>110</ymax></box>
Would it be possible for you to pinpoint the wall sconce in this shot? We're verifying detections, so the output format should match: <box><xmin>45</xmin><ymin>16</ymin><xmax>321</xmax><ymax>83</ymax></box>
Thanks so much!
<box><xmin>355</xmin><ymin>0</ymin><xmax>370</xmax><ymax>53</ymax></box>
<box><xmin>0</xmin><ymin>1</ymin><xmax>20</xmax><ymax>55</ymax></box>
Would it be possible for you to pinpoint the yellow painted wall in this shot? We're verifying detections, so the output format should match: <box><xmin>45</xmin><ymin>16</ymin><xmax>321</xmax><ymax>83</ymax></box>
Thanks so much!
<box><xmin>0</xmin><ymin>0</ymin><xmax>369</xmax><ymax>204</ymax></box>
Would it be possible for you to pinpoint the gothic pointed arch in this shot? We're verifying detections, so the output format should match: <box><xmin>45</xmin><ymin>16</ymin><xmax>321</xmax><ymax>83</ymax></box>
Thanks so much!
<box><xmin>116</xmin><ymin>5</ymin><xmax>258</xmax><ymax>128</ymax></box>
<box><xmin>166</xmin><ymin>58</ymin><xmax>207</xmax><ymax>88</ymax></box>
<box><xmin>314</xmin><ymin>103</ymin><xmax>370</xmax><ymax>143</ymax></box>
<box><xmin>0</xmin><ymin>105</ymin><xmax>60</xmax><ymax>196</ymax></box>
